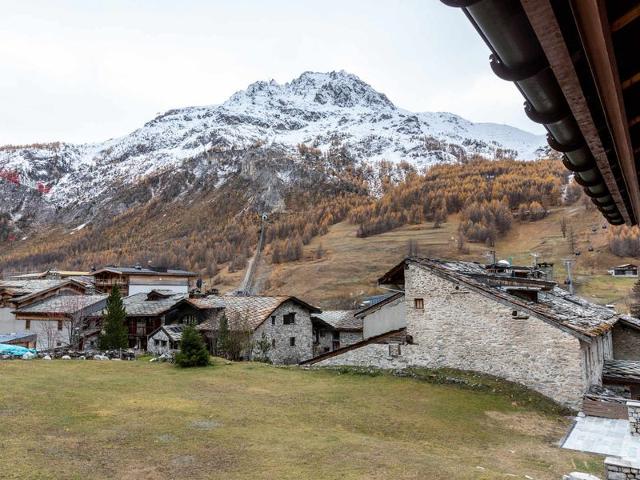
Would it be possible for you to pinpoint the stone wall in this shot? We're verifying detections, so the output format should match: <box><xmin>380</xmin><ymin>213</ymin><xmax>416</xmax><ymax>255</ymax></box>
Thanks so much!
<box><xmin>253</xmin><ymin>301</ymin><xmax>314</xmax><ymax>365</ymax></box>
<box><xmin>605</xmin><ymin>457</ymin><xmax>640</xmax><ymax>479</ymax></box>
<box><xmin>628</xmin><ymin>401</ymin><xmax>640</xmax><ymax>436</ymax></box>
<box><xmin>339</xmin><ymin>331</ymin><xmax>363</xmax><ymax>347</ymax></box>
<box><xmin>316</xmin><ymin>342</ymin><xmax>407</xmax><ymax>369</ymax></box>
<box><xmin>613</xmin><ymin>323</ymin><xmax>640</xmax><ymax>361</ymax></box>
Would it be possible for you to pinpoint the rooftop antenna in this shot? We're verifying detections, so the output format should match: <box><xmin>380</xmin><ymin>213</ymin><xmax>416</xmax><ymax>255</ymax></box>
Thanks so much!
<box><xmin>563</xmin><ymin>258</ymin><xmax>575</xmax><ymax>295</ymax></box>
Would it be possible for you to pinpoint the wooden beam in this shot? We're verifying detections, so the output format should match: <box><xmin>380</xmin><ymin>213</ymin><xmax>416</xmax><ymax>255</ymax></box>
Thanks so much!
<box><xmin>611</xmin><ymin>4</ymin><xmax>640</xmax><ymax>32</ymax></box>
<box><xmin>570</xmin><ymin>0</ymin><xmax>640</xmax><ymax>224</ymax></box>
<box><xmin>622</xmin><ymin>72</ymin><xmax>640</xmax><ymax>90</ymax></box>
<box><xmin>521</xmin><ymin>0</ymin><xmax>633</xmax><ymax>224</ymax></box>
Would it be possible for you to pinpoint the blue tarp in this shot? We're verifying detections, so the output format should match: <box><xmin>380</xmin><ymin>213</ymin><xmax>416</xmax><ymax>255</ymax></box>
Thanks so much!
<box><xmin>0</xmin><ymin>343</ymin><xmax>37</xmax><ymax>357</ymax></box>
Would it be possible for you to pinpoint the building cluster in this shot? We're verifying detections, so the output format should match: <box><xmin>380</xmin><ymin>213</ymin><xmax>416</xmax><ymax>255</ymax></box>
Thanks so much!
<box><xmin>0</xmin><ymin>265</ymin><xmax>368</xmax><ymax>365</ymax></box>
<box><xmin>3</xmin><ymin>258</ymin><xmax>640</xmax><ymax>412</ymax></box>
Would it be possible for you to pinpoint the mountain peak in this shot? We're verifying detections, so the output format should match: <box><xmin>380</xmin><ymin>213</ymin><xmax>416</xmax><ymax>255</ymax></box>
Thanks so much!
<box><xmin>225</xmin><ymin>70</ymin><xmax>395</xmax><ymax>110</ymax></box>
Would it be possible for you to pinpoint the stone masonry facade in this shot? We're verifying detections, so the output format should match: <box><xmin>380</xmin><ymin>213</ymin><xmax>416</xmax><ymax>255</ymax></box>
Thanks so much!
<box><xmin>605</xmin><ymin>457</ymin><xmax>640</xmax><ymax>480</ymax></box>
<box><xmin>613</xmin><ymin>323</ymin><xmax>640</xmax><ymax>361</ymax></box>
<box><xmin>252</xmin><ymin>301</ymin><xmax>314</xmax><ymax>365</ymax></box>
<box><xmin>320</xmin><ymin>264</ymin><xmax>593</xmax><ymax>408</ymax></box>
<box><xmin>628</xmin><ymin>401</ymin><xmax>640</xmax><ymax>436</ymax></box>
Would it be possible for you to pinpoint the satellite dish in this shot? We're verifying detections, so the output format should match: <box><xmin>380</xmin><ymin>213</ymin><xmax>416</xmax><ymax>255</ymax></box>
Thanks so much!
<box><xmin>261</xmin><ymin>213</ymin><xmax>269</xmax><ymax>221</ymax></box>
<box><xmin>497</xmin><ymin>259</ymin><xmax>510</xmax><ymax>267</ymax></box>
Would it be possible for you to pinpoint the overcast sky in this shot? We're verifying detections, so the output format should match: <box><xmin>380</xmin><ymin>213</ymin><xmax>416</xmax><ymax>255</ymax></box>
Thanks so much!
<box><xmin>0</xmin><ymin>0</ymin><xmax>543</xmax><ymax>145</ymax></box>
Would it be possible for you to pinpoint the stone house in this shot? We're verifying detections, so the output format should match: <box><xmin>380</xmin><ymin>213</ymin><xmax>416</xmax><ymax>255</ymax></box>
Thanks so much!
<box><xmin>311</xmin><ymin>310</ymin><xmax>363</xmax><ymax>356</ymax></box>
<box><xmin>193</xmin><ymin>295</ymin><xmax>321</xmax><ymax>364</ymax></box>
<box><xmin>85</xmin><ymin>290</ymin><xmax>201</xmax><ymax>350</ymax></box>
<box><xmin>306</xmin><ymin>258</ymin><xmax>640</xmax><ymax>409</ymax></box>
<box><xmin>147</xmin><ymin>324</ymin><xmax>186</xmax><ymax>355</ymax></box>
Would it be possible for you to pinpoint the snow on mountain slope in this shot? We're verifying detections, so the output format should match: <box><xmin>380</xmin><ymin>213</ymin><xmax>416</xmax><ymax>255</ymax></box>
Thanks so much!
<box><xmin>0</xmin><ymin>70</ymin><xmax>546</xmax><ymax>213</ymax></box>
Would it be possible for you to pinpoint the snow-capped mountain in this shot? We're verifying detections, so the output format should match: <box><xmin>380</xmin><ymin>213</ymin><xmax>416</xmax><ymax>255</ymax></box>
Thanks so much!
<box><xmin>0</xmin><ymin>71</ymin><xmax>546</xmax><ymax>227</ymax></box>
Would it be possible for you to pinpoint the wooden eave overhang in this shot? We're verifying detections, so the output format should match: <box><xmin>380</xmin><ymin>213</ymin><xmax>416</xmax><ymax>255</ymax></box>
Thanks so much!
<box><xmin>442</xmin><ymin>0</ymin><xmax>640</xmax><ymax>225</ymax></box>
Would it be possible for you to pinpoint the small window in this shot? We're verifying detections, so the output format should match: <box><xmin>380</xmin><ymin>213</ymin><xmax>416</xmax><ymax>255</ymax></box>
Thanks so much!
<box><xmin>25</xmin><ymin>320</ymin><xmax>31</xmax><ymax>330</ymax></box>
<box><xmin>161</xmin><ymin>340</ymin><xmax>167</xmax><ymax>347</ymax></box>
<box><xmin>271</xmin><ymin>316</ymin><xmax>276</xmax><ymax>325</ymax></box>
<box><xmin>271</xmin><ymin>339</ymin><xmax>276</xmax><ymax>348</ymax></box>
<box><xmin>512</xmin><ymin>310</ymin><xmax>518</xmax><ymax>317</ymax></box>
<box><xmin>389</xmin><ymin>344</ymin><xmax>401</xmax><ymax>357</ymax></box>
<box><xmin>289</xmin><ymin>337</ymin><xmax>295</xmax><ymax>347</ymax></box>
<box><xmin>56</xmin><ymin>341</ymin><xmax>62</xmax><ymax>347</ymax></box>
<box><xmin>154</xmin><ymin>339</ymin><xmax>160</xmax><ymax>346</ymax></box>
<box><xmin>414</xmin><ymin>298</ymin><xmax>424</xmax><ymax>309</ymax></box>
<box><xmin>283</xmin><ymin>313</ymin><xmax>296</xmax><ymax>325</ymax></box>
<box><xmin>57</xmin><ymin>320</ymin><xmax>63</xmax><ymax>331</ymax></box>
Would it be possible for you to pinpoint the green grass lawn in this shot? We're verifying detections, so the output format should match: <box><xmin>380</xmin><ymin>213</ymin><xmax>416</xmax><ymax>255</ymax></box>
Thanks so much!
<box><xmin>0</xmin><ymin>360</ymin><xmax>602</xmax><ymax>480</ymax></box>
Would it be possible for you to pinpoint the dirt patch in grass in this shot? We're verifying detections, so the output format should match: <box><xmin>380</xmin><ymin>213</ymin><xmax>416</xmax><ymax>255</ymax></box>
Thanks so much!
<box><xmin>484</xmin><ymin>410</ymin><xmax>565</xmax><ymax>440</ymax></box>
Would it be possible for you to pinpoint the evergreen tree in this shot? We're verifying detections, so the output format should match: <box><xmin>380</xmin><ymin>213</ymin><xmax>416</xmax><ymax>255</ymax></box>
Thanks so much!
<box><xmin>175</xmin><ymin>325</ymin><xmax>210</xmax><ymax>367</ymax></box>
<box><xmin>98</xmin><ymin>286</ymin><xmax>128</xmax><ymax>350</ymax></box>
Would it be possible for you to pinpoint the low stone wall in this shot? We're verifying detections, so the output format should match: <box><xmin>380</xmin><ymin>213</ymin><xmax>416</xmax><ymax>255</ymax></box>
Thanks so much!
<box><xmin>628</xmin><ymin>401</ymin><xmax>640</xmax><ymax>436</ymax></box>
<box><xmin>605</xmin><ymin>457</ymin><xmax>640</xmax><ymax>479</ymax></box>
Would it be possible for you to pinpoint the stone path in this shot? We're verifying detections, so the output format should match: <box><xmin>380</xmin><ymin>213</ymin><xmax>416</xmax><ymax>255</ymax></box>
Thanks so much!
<box><xmin>562</xmin><ymin>415</ymin><xmax>640</xmax><ymax>460</ymax></box>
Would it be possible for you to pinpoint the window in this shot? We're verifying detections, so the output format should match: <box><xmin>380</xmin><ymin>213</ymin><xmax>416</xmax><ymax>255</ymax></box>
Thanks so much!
<box><xmin>25</xmin><ymin>320</ymin><xmax>31</xmax><ymax>330</ymax></box>
<box><xmin>414</xmin><ymin>298</ymin><xmax>424</xmax><ymax>309</ymax></box>
<box><xmin>283</xmin><ymin>313</ymin><xmax>296</xmax><ymax>325</ymax></box>
<box><xmin>161</xmin><ymin>340</ymin><xmax>167</xmax><ymax>347</ymax></box>
<box><xmin>271</xmin><ymin>316</ymin><xmax>276</xmax><ymax>325</ymax></box>
<box><xmin>154</xmin><ymin>339</ymin><xmax>160</xmax><ymax>346</ymax></box>
<box><xmin>56</xmin><ymin>341</ymin><xmax>62</xmax><ymax>347</ymax></box>
<box><xmin>289</xmin><ymin>337</ymin><xmax>296</xmax><ymax>347</ymax></box>
<box><xmin>389</xmin><ymin>344</ymin><xmax>401</xmax><ymax>357</ymax></box>
<box><xmin>271</xmin><ymin>339</ymin><xmax>276</xmax><ymax>348</ymax></box>
<box><xmin>57</xmin><ymin>320</ymin><xmax>63</xmax><ymax>331</ymax></box>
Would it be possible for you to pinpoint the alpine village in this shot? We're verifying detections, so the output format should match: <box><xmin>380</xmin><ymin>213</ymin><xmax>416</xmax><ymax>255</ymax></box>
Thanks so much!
<box><xmin>2</xmin><ymin>1</ymin><xmax>640</xmax><ymax>479</ymax></box>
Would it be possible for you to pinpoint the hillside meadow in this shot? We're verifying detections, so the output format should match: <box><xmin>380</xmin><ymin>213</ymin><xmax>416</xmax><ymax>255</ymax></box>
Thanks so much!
<box><xmin>0</xmin><ymin>359</ymin><xmax>602</xmax><ymax>480</ymax></box>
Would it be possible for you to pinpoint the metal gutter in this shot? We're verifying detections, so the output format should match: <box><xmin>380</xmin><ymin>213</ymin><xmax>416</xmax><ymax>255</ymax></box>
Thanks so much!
<box><xmin>441</xmin><ymin>0</ymin><xmax>629</xmax><ymax>224</ymax></box>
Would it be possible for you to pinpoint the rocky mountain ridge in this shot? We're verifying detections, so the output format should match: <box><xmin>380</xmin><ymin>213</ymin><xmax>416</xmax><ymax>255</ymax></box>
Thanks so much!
<box><xmin>0</xmin><ymin>70</ymin><xmax>547</xmax><ymax>240</ymax></box>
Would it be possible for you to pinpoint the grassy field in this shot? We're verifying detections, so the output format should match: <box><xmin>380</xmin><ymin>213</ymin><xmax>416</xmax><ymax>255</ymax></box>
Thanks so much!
<box><xmin>0</xmin><ymin>360</ymin><xmax>602</xmax><ymax>480</ymax></box>
<box><xmin>254</xmin><ymin>204</ymin><xmax>638</xmax><ymax>310</ymax></box>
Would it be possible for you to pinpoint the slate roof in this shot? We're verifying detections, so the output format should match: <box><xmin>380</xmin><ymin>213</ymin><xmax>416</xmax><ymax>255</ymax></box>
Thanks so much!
<box><xmin>315</xmin><ymin>310</ymin><xmax>362</xmax><ymax>331</ymax></box>
<box><xmin>0</xmin><ymin>331</ymin><xmax>37</xmax><ymax>343</ymax></box>
<box><xmin>603</xmin><ymin>359</ymin><xmax>640</xmax><ymax>384</ymax></box>
<box><xmin>14</xmin><ymin>294</ymin><xmax>107</xmax><ymax>314</ymax></box>
<box><xmin>120</xmin><ymin>292</ymin><xmax>187</xmax><ymax>316</ymax></box>
<box><xmin>381</xmin><ymin>257</ymin><xmax>623</xmax><ymax>339</ymax></box>
<box><xmin>196</xmin><ymin>295</ymin><xmax>320</xmax><ymax>331</ymax></box>
<box><xmin>149</xmin><ymin>324</ymin><xmax>186</xmax><ymax>342</ymax></box>
<box><xmin>0</xmin><ymin>279</ymin><xmax>67</xmax><ymax>297</ymax></box>
<box><xmin>92</xmin><ymin>266</ymin><xmax>197</xmax><ymax>277</ymax></box>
